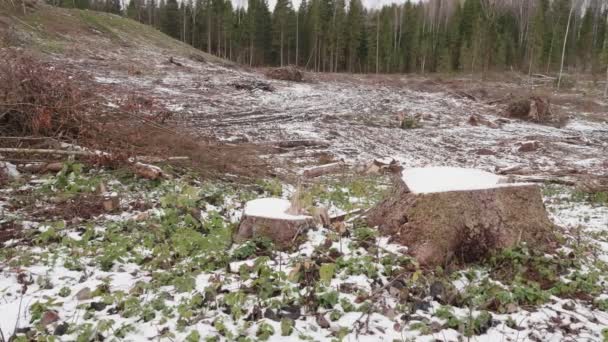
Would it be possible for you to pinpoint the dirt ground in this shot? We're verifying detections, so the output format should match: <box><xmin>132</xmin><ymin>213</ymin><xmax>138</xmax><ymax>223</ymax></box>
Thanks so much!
<box><xmin>67</xmin><ymin>49</ymin><xmax>608</xmax><ymax>182</ymax></box>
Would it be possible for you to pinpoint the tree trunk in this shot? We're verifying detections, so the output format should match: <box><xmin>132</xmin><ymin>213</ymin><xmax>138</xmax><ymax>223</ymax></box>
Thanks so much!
<box><xmin>557</xmin><ymin>1</ymin><xmax>574</xmax><ymax>90</ymax></box>
<box><xmin>604</xmin><ymin>12</ymin><xmax>608</xmax><ymax>98</ymax></box>
<box><xmin>280</xmin><ymin>28</ymin><xmax>284</xmax><ymax>67</ymax></box>
<box><xmin>376</xmin><ymin>11</ymin><xmax>380</xmax><ymax>74</ymax></box>
<box><xmin>207</xmin><ymin>10</ymin><xmax>212</xmax><ymax>53</ymax></box>
<box><xmin>295</xmin><ymin>14</ymin><xmax>299</xmax><ymax>66</ymax></box>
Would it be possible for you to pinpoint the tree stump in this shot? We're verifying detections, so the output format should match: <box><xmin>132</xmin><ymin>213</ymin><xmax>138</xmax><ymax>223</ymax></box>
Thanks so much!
<box><xmin>367</xmin><ymin>167</ymin><xmax>555</xmax><ymax>266</ymax></box>
<box><xmin>265</xmin><ymin>66</ymin><xmax>304</xmax><ymax>82</ymax></box>
<box><xmin>235</xmin><ymin>198</ymin><xmax>315</xmax><ymax>248</ymax></box>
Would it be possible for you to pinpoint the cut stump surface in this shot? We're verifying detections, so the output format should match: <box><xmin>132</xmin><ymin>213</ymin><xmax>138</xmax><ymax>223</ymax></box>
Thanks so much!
<box><xmin>236</xmin><ymin>198</ymin><xmax>315</xmax><ymax>248</ymax></box>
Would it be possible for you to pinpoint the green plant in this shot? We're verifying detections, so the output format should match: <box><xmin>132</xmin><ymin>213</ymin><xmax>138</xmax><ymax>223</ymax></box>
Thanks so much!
<box><xmin>400</xmin><ymin>116</ymin><xmax>420</xmax><ymax>129</ymax></box>
<box><xmin>29</xmin><ymin>298</ymin><xmax>60</xmax><ymax>322</ymax></box>
<box><xmin>59</xmin><ymin>286</ymin><xmax>71</xmax><ymax>297</ymax></box>
<box><xmin>224</xmin><ymin>291</ymin><xmax>247</xmax><ymax>320</ymax></box>
<box><xmin>318</xmin><ymin>290</ymin><xmax>339</xmax><ymax>309</ymax></box>
<box><xmin>281</xmin><ymin>318</ymin><xmax>294</xmax><ymax>336</ymax></box>
<box><xmin>409</xmin><ymin>322</ymin><xmax>431</xmax><ymax>335</ymax></box>
<box><xmin>256</xmin><ymin>322</ymin><xmax>275</xmax><ymax>341</ymax></box>
<box><xmin>232</xmin><ymin>237</ymin><xmax>274</xmax><ymax>260</ymax></box>
<box><xmin>257</xmin><ymin>179</ymin><xmax>282</xmax><ymax>197</ymax></box>
<box><xmin>319</xmin><ymin>263</ymin><xmax>336</xmax><ymax>285</ymax></box>
<box><xmin>186</xmin><ymin>330</ymin><xmax>201</xmax><ymax>342</ymax></box>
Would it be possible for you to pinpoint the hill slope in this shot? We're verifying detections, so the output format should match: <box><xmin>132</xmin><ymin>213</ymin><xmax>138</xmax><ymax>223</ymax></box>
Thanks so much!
<box><xmin>1</xmin><ymin>3</ymin><xmax>219</xmax><ymax>62</ymax></box>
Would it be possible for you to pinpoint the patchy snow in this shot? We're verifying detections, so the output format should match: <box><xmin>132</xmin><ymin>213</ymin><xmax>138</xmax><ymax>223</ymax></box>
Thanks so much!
<box><xmin>401</xmin><ymin>166</ymin><xmax>528</xmax><ymax>194</ymax></box>
<box><xmin>0</xmin><ymin>161</ymin><xmax>20</xmax><ymax>179</ymax></box>
<box><xmin>244</xmin><ymin>198</ymin><xmax>311</xmax><ymax>220</ymax></box>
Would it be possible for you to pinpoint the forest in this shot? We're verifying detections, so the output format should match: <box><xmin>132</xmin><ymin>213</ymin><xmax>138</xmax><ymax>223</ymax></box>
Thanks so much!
<box><xmin>49</xmin><ymin>0</ymin><xmax>608</xmax><ymax>77</ymax></box>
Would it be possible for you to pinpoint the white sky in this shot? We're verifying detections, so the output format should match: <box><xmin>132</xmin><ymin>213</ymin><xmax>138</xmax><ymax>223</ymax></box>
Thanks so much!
<box><xmin>232</xmin><ymin>0</ymin><xmax>413</xmax><ymax>11</ymax></box>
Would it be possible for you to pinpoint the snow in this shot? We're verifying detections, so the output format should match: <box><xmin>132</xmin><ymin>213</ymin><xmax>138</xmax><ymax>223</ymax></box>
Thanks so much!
<box><xmin>244</xmin><ymin>198</ymin><xmax>311</xmax><ymax>220</ymax></box>
<box><xmin>401</xmin><ymin>166</ymin><xmax>529</xmax><ymax>194</ymax></box>
<box><xmin>0</xmin><ymin>161</ymin><xmax>20</xmax><ymax>179</ymax></box>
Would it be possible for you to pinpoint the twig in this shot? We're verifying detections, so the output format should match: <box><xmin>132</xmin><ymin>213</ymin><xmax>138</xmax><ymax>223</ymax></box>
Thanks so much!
<box><xmin>0</xmin><ymin>148</ymin><xmax>94</xmax><ymax>156</ymax></box>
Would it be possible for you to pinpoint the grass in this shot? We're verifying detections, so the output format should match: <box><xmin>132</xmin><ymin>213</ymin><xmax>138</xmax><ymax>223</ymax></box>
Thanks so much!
<box><xmin>9</xmin><ymin>4</ymin><xmax>222</xmax><ymax>62</ymax></box>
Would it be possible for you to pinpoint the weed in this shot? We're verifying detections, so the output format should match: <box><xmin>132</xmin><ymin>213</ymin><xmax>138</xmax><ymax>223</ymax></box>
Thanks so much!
<box><xmin>281</xmin><ymin>318</ymin><xmax>294</xmax><ymax>336</ymax></box>
<box><xmin>256</xmin><ymin>322</ymin><xmax>275</xmax><ymax>341</ymax></box>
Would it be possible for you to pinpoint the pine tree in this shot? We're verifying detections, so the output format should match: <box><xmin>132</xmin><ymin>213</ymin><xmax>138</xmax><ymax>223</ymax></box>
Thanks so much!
<box><xmin>272</xmin><ymin>0</ymin><xmax>293</xmax><ymax>66</ymax></box>
<box><xmin>162</xmin><ymin>0</ymin><xmax>180</xmax><ymax>39</ymax></box>
<box><xmin>345</xmin><ymin>0</ymin><xmax>363</xmax><ymax>72</ymax></box>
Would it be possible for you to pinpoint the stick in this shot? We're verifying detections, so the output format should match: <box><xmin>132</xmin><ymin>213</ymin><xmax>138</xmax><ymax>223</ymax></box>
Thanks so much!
<box><xmin>0</xmin><ymin>148</ymin><xmax>94</xmax><ymax>156</ymax></box>
<box><xmin>509</xmin><ymin>175</ymin><xmax>576</xmax><ymax>186</ymax></box>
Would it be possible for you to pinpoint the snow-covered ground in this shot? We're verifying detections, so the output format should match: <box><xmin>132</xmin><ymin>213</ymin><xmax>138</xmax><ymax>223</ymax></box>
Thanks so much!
<box><xmin>57</xmin><ymin>40</ymin><xmax>608</xmax><ymax>181</ymax></box>
<box><xmin>1</xmin><ymin>167</ymin><xmax>607</xmax><ymax>341</ymax></box>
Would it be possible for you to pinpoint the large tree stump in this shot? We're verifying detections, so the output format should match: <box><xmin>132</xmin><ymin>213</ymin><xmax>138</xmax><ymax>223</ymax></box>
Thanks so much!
<box><xmin>235</xmin><ymin>198</ymin><xmax>315</xmax><ymax>248</ymax></box>
<box><xmin>367</xmin><ymin>167</ymin><xmax>555</xmax><ymax>266</ymax></box>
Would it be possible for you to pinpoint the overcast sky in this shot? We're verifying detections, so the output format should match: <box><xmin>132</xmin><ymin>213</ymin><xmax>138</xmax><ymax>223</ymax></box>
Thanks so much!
<box><xmin>232</xmin><ymin>0</ymin><xmax>415</xmax><ymax>11</ymax></box>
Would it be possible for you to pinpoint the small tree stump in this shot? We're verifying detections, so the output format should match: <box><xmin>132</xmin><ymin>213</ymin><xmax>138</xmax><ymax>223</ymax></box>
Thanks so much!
<box><xmin>367</xmin><ymin>167</ymin><xmax>555</xmax><ymax>266</ymax></box>
<box><xmin>235</xmin><ymin>198</ymin><xmax>315</xmax><ymax>248</ymax></box>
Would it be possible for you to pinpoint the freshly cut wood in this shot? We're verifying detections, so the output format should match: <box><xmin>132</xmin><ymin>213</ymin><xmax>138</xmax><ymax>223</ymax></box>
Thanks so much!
<box><xmin>0</xmin><ymin>161</ymin><xmax>20</xmax><ymax>180</ymax></box>
<box><xmin>103</xmin><ymin>193</ymin><xmax>120</xmax><ymax>212</ymax></box>
<box><xmin>302</xmin><ymin>162</ymin><xmax>346</xmax><ymax>178</ymax></box>
<box><xmin>19</xmin><ymin>162</ymin><xmax>64</xmax><ymax>173</ymax></box>
<box><xmin>364</xmin><ymin>157</ymin><xmax>402</xmax><ymax>175</ymax></box>
<box><xmin>235</xmin><ymin>198</ymin><xmax>315</xmax><ymax>248</ymax></box>
<box><xmin>367</xmin><ymin>167</ymin><xmax>555</xmax><ymax>266</ymax></box>
<box><xmin>132</xmin><ymin>162</ymin><xmax>167</xmax><ymax>180</ymax></box>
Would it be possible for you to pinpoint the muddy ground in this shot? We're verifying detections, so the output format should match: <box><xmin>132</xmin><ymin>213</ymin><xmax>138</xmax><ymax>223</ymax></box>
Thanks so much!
<box><xmin>60</xmin><ymin>42</ymin><xmax>608</xmax><ymax>181</ymax></box>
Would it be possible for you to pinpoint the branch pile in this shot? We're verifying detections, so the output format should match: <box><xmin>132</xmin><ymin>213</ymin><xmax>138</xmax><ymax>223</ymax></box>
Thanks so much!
<box><xmin>0</xmin><ymin>50</ymin><xmax>95</xmax><ymax>137</ymax></box>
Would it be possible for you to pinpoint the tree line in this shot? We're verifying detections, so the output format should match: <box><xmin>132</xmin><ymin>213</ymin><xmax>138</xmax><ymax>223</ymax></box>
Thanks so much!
<box><xmin>52</xmin><ymin>0</ymin><xmax>608</xmax><ymax>78</ymax></box>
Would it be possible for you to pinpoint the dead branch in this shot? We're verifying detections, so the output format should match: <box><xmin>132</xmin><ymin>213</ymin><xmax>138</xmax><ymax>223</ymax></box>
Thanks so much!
<box><xmin>0</xmin><ymin>148</ymin><xmax>94</xmax><ymax>156</ymax></box>
<box><xmin>508</xmin><ymin>175</ymin><xmax>577</xmax><ymax>186</ymax></box>
<box><xmin>267</xmin><ymin>140</ymin><xmax>331</xmax><ymax>149</ymax></box>
<box><xmin>168</xmin><ymin>57</ymin><xmax>183</xmax><ymax>67</ymax></box>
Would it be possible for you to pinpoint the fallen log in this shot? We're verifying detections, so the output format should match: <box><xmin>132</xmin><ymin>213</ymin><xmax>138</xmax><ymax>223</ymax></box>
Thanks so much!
<box><xmin>301</xmin><ymin>162</ymin><xmax>346</xmax><ymax>178</ymax></box>
<box><xmin>507</xmin><ymin>175</ymin><xmax>577</xmax><ymax>186</ymax></box>
<box><xmin>330</xmin><ymin>208</ymin><xmax>363</xmax><ymax>223</ymax></box>
<box><xmin>0</xmin><ymin>148</ymin><xmax>93</xmax><ymax>156</ymax></box>
<box><xmin>268</xmin><ymin>140</ymin><xmax>330</xmax><ymax>149</ymax></box>
<box><xmin>367</xmin><ymin>167</ymin><xmax>556</xmax><ymax>266</ymax></box>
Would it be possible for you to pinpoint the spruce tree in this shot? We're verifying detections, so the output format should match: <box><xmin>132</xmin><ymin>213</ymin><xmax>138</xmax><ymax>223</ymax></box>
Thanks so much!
<box><xmin>163</xmin><ymin>0</ymin><xmax>180</xmax><ymax>39</ymax></box>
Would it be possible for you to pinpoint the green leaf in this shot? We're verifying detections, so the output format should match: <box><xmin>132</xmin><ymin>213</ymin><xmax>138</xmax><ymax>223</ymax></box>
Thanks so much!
<box><xmin>281</xmin><ymin>318</ymin><xmax>294</xmax><ymax>336</ymax></box>
<box><xmin>319</xmin><ymin>263</ymin><xmax>336</xmax><ymax>285</ymax></box>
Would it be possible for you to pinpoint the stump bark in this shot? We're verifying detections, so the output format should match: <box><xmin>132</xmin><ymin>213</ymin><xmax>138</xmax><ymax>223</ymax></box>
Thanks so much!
<box><xmin>367</xmin><ymin>169</ymin><xmax>555</xmax><ymax>266</ymax></box>
<box><xmin>235</xmin><ymin>198</ymin><xmax>315</xmax><ymax>248</ymax></box>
